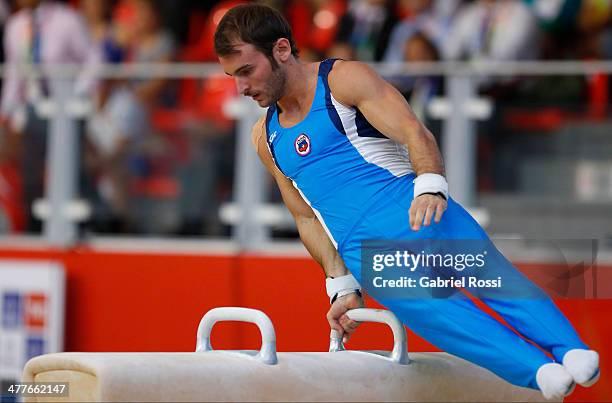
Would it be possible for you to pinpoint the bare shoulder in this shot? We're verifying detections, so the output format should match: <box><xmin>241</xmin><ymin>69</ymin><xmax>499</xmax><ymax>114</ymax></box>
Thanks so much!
<box><xmin>328</xmin><ymin>60</ymin><xmax>384</xmax><ymax>106</ymax></box>
<box><xmin>251</xmin><ymin>115</ymin><xmax>278</xmax><ymax>173</ymax></box>
<box><xmin>329</xmin><ymin>59</ymin><xmax>377</xmax><ymax>76</ymax></box>
<box><xmin>251</xmin><ymin>115</ymin><xmax>266</xmax><ymax>152</ymax></box>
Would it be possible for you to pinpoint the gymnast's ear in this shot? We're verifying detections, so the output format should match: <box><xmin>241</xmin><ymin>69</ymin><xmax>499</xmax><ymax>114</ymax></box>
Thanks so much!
<box><xmin>273</xmin><ymin>38</ymin><xmax>292</xmax><ymax>63</ymax></box>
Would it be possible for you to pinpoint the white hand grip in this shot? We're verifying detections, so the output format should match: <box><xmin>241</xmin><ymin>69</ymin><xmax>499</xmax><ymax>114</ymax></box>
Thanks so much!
<box><xmin>329</xmin><ymin>308</ymin><xmax>409</xmax><ymax>365</ymax></box>
<box><xmin>196</xmin><ymin>307</ymin><xmax>278</xmax><ymax>365</ymax></box>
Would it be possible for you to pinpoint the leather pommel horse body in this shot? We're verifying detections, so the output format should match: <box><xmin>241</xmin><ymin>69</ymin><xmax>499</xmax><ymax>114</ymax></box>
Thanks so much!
<box><xmin>22</xmin><ymin>308</ymin><xmax>556</xmax><ymax>402</ymax></box>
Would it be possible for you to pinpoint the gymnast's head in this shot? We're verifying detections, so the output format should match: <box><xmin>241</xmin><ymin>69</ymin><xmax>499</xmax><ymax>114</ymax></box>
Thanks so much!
<box><xmin>214</xmin><ymin>4</ymin><xmax>299</xmax><ymax>107</ymax></box>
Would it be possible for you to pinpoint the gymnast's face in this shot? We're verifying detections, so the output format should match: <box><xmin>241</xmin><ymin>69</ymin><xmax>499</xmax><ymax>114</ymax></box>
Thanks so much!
<box><xmin>220</xmin><ymin>41</ymin><xmax>287</xmax><ymax>108</ymax></box>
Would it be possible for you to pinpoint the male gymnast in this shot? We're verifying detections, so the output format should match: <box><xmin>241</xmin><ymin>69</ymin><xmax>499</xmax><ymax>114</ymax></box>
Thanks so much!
<box><xmin>214</xmin><ymin>4</ymin><xmax>600</xmax><ymax>399</ymax></box>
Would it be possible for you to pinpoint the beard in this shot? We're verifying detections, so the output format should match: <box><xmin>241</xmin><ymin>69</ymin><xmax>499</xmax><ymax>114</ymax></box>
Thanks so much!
<box><xmin>261</xmin><ymin>64</ymin><xmax>287</xmax><ymax>107</ymax></box>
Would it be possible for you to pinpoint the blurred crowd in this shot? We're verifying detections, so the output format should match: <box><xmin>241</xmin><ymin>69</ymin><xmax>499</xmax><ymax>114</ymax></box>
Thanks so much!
<box><xmin>0</xmin><ymin>0</ymin><xmax>611</xmax><ymax>237</ymax></box>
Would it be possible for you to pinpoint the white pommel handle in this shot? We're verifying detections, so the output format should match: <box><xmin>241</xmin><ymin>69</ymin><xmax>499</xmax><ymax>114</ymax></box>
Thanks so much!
<box><xmin>329</xmin><ymin>308</ymin><xmax>409</xmax><ymax>365</ymax></box>
<box><xmin>196</xmin><ymin>307</ymin><xmax>278</xmax><ymax>365</ymax></box>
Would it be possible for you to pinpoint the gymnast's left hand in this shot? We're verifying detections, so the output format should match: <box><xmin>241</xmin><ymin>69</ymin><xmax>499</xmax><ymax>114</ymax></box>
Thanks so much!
<box><xmin>326</xmin><ymin>291</ymin><xmax>364</xmax><ymax>344</ymax></box>
<box><xmin>409</xmin><ymin>194</ymin><xmax>447</xmax><ymax>231</ymax></box>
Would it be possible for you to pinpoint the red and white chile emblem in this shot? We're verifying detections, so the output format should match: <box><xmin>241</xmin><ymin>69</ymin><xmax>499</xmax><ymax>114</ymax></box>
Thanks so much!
<box><xmin>294</xmin><ymin>133</ymin><xmax>311</xmax><ymax>156</ymax></box>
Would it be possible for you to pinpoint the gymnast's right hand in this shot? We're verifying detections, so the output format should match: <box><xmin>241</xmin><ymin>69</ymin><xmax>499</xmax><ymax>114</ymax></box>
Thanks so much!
<box><xmin>326</xmin><ymin>291</ymin><xmax>364</xmax><ymax>343</ymax></box>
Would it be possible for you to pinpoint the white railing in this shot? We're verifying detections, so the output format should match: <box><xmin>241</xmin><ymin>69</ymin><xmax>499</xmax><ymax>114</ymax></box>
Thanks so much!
<box><xmin>4</xmin><ymin>60</ymin><xmax>612</xmax><ymax>78</ymax></box>
<box><xmin>0</xmin><ymin>61</ymin><xmax>610</xmax><ymax>247</ymax></box>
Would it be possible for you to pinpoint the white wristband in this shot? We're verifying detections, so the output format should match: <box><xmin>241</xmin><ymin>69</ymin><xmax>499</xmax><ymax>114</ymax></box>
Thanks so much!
<box><xmin>326</xmin><ymin>274</ymin><xmax>361</xmax><ymax>303</ymax></box>
<box><xmin>413</xmin><ymin>173</ymin><xmax>448</xmax><ymax>200</ymax></box>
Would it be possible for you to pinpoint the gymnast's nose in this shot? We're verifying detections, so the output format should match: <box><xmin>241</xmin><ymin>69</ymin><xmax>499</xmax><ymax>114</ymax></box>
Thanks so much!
<box><xmin>236</xmin><ymin>76</ymin><xmax>251</xmax><ymax>96</ymax></box>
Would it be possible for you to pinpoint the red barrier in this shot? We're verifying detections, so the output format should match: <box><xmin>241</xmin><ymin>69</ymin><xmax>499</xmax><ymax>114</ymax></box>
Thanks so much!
<box><xmin>0</xmin><ymin>246</ymin><xmax>609</xmax><ymax>401</ymax></box>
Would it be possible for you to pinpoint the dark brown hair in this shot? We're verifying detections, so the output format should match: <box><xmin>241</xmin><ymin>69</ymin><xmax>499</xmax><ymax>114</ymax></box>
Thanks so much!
<box><xmin>214</xmin><ymin>4</ymin><xmax>299</xmax><ymax>61</ymax></box>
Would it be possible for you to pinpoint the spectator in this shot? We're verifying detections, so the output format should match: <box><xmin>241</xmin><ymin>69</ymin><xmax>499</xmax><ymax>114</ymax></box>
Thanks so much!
<box><xmin>124</xmin><ymin>0</ymin><xmax>175</xmax><ymax>107</ymax></box>
<box><xmin>81</xmin><ymin>0</ymin><xmax>125</xmax><ymax>63</ymax></box>
<box><xmin>0</xmin><ymin>0</ymin><xmax>101</xmax><ymax>232</ymax></box>
<box><xmin>525</xmin><ymin>0</ymin><xmax>612</xmax><ymax>59</ymax></box>
<box><xmin>80</xmin><ymin>0</ymin><xmax>129</xmax><ymax>231</ymax></box>
<box><xmin>383</xmin><ymin>0</ymin><xmax>460</xmax><ymax>63</ymax></box>
<box><xmin>402</xmin><ymin>31</ymin><xmax>443</xmax><ymax>121</ymax></box>
<box><xmin>333</xmin><ymin>0</ymin><xmax>398</xmax><ymax>61</ymax></box>
<box><xmin>85</xmin><ymin>0</ymin><xmax>176</xmax><ymax>231</ymax></box>
<box><xmin>524</xmin><ymin>0</ymin><xmax>581</xmax><ymax>35</ymax></box>
<box><xmin>443</xmin><ymin>0</ymin><xmax>539</xmax><ymax>62</ymax></box>
<box><xmin>523</xmin><ymin>0</ymin><xmax>581</xmax><ymax>59</ymax></box>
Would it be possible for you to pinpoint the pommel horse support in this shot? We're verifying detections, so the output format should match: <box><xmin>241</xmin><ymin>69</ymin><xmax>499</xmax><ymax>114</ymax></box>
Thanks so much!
<box><xmin>23</xmin><ymin>308</ymin><xmax>556</xmax><ymax>402</ymax></box>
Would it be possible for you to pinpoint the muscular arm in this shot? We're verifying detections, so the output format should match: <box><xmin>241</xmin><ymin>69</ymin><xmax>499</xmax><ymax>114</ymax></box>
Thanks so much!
<box><xmin>328</xmin><ymin>60</ymin><xmax>447</xmax><ymax>230</ymax></box>
<box><xmin>329</xmin><ymin>60</ymin><xmax>444</xmax><ymax>176</ymax></box>
<box><xmin>251</xmin><ymin>117</ymin><xmax>348</xmax><ymax>279</ymax></box>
